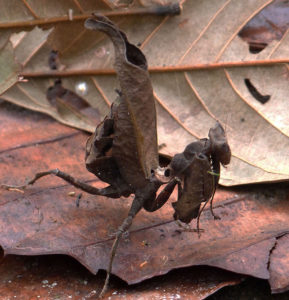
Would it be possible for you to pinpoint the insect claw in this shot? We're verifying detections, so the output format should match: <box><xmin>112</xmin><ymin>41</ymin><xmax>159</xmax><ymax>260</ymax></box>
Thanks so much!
<box><xmin>175</xmin><ymin>220</ymin><xmax>204</xmax><ymax>234</ymax></box>
<box><xmin>183</xmin><ymin>229</ymin><xmax>204</xmax><ymax>236</ymax></box>
<box><xmin>210</xmin><ymin>200</ymin><xmax>221</xmax><ymax>220</ymax></box>
<box><xmin>123</xmin><ymin>230</ymin><xmax>130</xmax><ymax>240</ymax></box>
<box><xmin>108</xmin><ymin>229</ymin><xmax>130</xmax><ymax>240</ymax></box>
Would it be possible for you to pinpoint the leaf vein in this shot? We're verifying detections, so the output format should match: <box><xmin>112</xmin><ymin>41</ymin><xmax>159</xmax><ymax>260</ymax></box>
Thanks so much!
<box><xmin>215</xmin><ymin>0</ymin><xmax>274</xmax><ymax>62</ymax></box>
<box><xmin>178</xmin><ymin>0</ymin><xmax>231</xmax><ymax>64</ymax></box>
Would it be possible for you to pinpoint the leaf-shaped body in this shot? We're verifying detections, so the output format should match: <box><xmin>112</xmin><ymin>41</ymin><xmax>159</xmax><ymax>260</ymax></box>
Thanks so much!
<box><xmin>85</xmin><ymin>15</ymin><xmax>158</xmax><ymax>189</ymax></box>
<box><xmin>85</xmin><ymin>104</ymin><xmax>119</xmax><ymax>185</ymax></box>
<box><xmin>173</xmin><ymin>153</ymin><xmax>214</xmax><ymax>224</ymax></box>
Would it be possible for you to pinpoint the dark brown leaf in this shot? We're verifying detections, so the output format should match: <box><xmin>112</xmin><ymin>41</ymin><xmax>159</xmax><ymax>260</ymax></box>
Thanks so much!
<box><xmin>207</xmin><ymin>238</ymin><xmax>275</xmax><ymax>279</ymax></box>
<box><xmin>0</xmin><ymin>103</ymin><xmax>289</xmax><ymax>293</ymax></box>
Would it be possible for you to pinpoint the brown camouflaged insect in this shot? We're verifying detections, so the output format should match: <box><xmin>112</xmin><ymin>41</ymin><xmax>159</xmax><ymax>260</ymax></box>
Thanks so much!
<box><xmin>2</xmin><ymin>15</ymin><xmax>230</xmax><ymax>297</ymax></box>
<box><xmin>166</xmin><ymin>122</ymin><xmax>231</xmax><ymax>234</ymax></box>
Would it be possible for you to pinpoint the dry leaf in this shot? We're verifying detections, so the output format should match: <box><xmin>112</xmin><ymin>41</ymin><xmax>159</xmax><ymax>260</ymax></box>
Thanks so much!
<box><xmin>0</xmin><ymin>103</ymin><xmax>289</xmax><ymax>293</ymax></box>
<box><xmin>1</xmin><ymin>0</ymin><xmax>288</xmax><ymax>186</ymax></box>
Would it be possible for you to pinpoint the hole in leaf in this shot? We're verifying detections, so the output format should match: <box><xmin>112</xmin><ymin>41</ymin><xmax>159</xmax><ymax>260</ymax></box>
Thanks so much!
<box><xmin>244</xmin><ymin>79</ymin><xmax>271</xmax><ymax>104</ymax></box>
<box><xmin>249</xmin><ymin>43</ymin><xmax>268</xmax><ymax>54</ymax></box>
<box><xmin>238</xmin><ymin>0</ymin><xmax>289</xmax><ymax>53</ymax></box>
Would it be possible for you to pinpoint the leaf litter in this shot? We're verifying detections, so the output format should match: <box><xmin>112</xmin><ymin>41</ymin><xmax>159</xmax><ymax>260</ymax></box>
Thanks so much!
<box><xmin>0</xmin><ymin>1</ymin><xmax>287</xmax><ymax>298</ymax></box>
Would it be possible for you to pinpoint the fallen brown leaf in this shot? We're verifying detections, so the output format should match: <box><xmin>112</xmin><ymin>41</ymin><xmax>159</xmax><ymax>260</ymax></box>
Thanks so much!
<box><xmin>0</xmin><ymin>102</ymin><xmax>289</xmax><ymax>294</ymax></box>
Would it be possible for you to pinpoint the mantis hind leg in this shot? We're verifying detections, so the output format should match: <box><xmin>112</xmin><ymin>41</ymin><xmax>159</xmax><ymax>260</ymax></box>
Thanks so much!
<box><xmin>100</xmin><ymin>214</ymin><xmax>136</xmax><ymax>298</ymax></box>
<box><xmin>99</xmin><ymin>186</ymin><xmax>153</xmax><ymax>297</ymax></box>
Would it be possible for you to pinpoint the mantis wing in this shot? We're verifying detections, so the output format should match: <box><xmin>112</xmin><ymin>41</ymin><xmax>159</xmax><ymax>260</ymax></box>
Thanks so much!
<box><xmin>85</xmin><ymin>15</ymin><xmax>159</xmax><ymax>189</ymax></box>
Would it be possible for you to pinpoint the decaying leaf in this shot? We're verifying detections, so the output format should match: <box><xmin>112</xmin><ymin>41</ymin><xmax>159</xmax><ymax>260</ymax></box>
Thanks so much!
<box><xmin>0</xmin><ymin>0</ymin><xmax>288</xmax><ymax>186</ymax></box>
<box><xmin>0</xmin><ymin>103</ymin><xmax>289</xmax><ymax>294</ymax></box>
<box><xmin>1</xmin><ymin>2</ymin><xmax>289</xmax><ymax>297</ymax></box>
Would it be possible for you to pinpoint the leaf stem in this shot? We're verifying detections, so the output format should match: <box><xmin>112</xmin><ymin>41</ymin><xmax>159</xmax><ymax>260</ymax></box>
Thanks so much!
<box><xmin>0</xmin><ymin>4</ymin><xmax>181</xmax><ymax>29</ymax></box>
<box><xmin>20</xmin><ymin>59</ymin><xmax>289</xmax><ymax>78</ymax></box>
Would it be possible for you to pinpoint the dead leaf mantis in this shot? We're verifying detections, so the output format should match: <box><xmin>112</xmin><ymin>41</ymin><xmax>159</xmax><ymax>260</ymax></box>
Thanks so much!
<box><xmin>1</xmin><ymin>15</ymin><xmax>231</xmax><ymax>298</ymax></box>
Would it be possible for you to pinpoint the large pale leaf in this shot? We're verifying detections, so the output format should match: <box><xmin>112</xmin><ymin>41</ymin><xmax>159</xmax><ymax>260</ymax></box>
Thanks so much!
<box><xmin>0</xmin><ymin>0</ymin><xmax>288</xmax><ymax>185</ymax></box>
